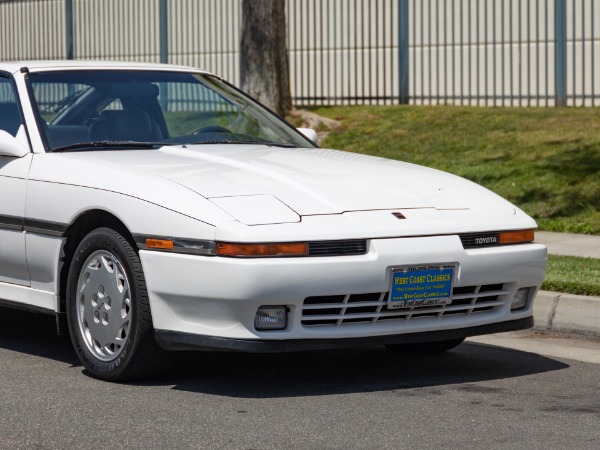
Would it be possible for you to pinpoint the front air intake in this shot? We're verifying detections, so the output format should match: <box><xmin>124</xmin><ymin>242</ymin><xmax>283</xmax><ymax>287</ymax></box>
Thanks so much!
<box><xmin>308</xmin><ymin>240</ymin><xmax>367</xmax><ymax>256</ymax></box>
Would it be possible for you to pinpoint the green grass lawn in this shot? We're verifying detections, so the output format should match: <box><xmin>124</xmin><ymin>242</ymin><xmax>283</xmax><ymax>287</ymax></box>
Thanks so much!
<box><xmin>303</xmin><ymin>105</ymin><xmax>600</xmax><ymax>296</ymax></box>
<box><xmin>309</xmin><ymin>105</ymin><xmax>600</xmax><ymax>235</ymax></box>
<box><xmin>543</xmin><ymin>255</ymin><xmax>600</xmax><ymax>296</ymax></box>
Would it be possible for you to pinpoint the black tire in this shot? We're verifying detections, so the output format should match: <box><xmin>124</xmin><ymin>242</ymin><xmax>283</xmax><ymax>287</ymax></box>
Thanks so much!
<box><xmin>385</xmin><ymin>337</ymin><xmax>465</xmax><ymax>355</ymax></box>
<box><xmin>66</xmin><ymin>227</ymin><xmax>164</xmax><ymax>381</ymax></box>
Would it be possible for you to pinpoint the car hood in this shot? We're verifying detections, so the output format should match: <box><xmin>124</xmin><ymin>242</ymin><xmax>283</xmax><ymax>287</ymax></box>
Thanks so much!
<box><xmin>35</xmin><ymin>144</ymin><xmax>516</xmax><ymax>224</ymax></box>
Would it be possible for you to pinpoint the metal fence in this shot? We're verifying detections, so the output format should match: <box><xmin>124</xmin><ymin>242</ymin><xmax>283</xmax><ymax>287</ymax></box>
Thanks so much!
<box><xmin>1</xmin><ymin>0</ymin><xmax>599</xmax><ymax>106</ymax></box>
<box><xmin>287</xmin><ymin>0</ymin><xmax>401</xmax><ymax>105</ymax></box>
<box><xmin>408</xmin><ymin>0</ymin><xmax>600</xmax><ymax>106</ymax></box>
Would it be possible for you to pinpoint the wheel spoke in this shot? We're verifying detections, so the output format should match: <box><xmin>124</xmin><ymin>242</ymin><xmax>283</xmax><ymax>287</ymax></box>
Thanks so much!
<box><xmin>79</xmin><ymin>258</ymin><xmax>104</xmax><ymax>330</ymax></box>
<box><xmin>76</xmin><ymin>249</ymin><xmax>133</xmax><ymax>362</ymax></box>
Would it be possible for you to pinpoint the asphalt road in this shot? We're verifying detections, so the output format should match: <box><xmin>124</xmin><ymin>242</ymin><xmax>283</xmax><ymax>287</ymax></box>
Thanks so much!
<box><xmin>1</xmin><ymin>307</ymin><xmax>599</xmax><ymax>450</ymax></box>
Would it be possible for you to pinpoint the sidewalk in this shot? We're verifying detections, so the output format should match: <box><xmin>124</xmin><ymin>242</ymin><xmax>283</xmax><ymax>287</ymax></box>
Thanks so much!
<box><xmin>536</xmin><ymin>231</ymin><xmax>600</xmax><ymax>258</ymax></box>
<box><xmin>533</xmin><ymin>231</ymin><xmax>600</xmax><ymax>339</ymax></box>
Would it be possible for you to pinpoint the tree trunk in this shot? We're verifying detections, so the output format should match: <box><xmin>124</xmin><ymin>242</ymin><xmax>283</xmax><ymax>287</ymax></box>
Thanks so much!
<box><xmin>240</xmin><ymin>0</ymin><xmax>291</xmax><ymax>116</ymax></box>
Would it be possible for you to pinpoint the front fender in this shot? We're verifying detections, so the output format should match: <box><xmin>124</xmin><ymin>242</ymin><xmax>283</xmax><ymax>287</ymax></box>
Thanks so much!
<box><xmin>25</xmin><ymin>180</ymin><xmax>226</xmax><ymax>297</ymax></box>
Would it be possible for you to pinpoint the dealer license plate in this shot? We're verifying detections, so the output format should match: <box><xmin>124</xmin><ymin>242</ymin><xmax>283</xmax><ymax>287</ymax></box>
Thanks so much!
<box><xmin>388</xmin><ymin>263</ymin><xmax>456</xmax><ymax>309</ymax></box>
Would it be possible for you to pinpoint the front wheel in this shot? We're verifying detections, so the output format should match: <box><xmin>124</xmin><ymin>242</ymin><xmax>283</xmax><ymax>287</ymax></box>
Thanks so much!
<box><xmin>385</xmin><ymin>338</ymin><xmax>465</xmax><ymax>355</ymax></box>
<box><xmin>66</xmin><ymin>227</ymin><xmax>163</xmax><ymax>381</ymax></box>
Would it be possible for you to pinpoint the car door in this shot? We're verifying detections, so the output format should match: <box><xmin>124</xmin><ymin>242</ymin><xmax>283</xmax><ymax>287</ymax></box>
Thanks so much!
<box><xmin>0</xmin><ymin>74</ymin><xmax>30</xmax><ymax>286</ymax></box>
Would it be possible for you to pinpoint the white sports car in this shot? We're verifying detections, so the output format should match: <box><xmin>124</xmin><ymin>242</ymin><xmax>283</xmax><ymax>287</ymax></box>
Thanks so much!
<box><xmin>0</xmin><ymin>61</ymin><xmax>546</xmax><ymax>381</ymax></box>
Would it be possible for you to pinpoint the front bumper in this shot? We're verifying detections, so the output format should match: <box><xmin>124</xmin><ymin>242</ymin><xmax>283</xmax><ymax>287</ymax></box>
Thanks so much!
<box><xmin>155</xmin><ymin>317</ymin><xmax>533</xmax><ymax>352</ymax></box>
<box><xmin>139</xmin><ymin>235</ymin><xmax>547</xmax><ymax>348</ymax></box>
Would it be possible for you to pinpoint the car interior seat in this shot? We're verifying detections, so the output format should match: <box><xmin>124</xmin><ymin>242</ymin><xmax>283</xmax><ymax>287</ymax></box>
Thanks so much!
<box><xmin>90</xmin><ymin>109</ymin><xmax>161</xmax><ymax>142</ymax></box>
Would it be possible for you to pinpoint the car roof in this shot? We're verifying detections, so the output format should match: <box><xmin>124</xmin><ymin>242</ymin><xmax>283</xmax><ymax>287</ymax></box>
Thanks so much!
<box><xmin>0</xmin><ymin>60</ymin><xmax>213</xmax><ymax>76</ymax></box>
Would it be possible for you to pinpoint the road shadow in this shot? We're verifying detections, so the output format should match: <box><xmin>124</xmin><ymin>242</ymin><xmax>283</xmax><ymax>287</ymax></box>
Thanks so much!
<box><xmin>0</xmin><ymin>306</ymin><xmax>569</xmax><ymax>396</ymax></box>
<box><xmin>158</xmin><ymin>343</ymin><xmax>569</xmax><ymax>398</ymax></box>
<box><xmin>0</xmin><ymin>306</ymin><xmax>79</xmax><ymax>366</ymax></box>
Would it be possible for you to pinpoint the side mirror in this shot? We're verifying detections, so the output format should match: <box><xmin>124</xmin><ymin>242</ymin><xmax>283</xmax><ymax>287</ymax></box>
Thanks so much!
<box><xmin>0</xmin><ymin>130</ymin><xmax>29</xmax><ymax>158</ymax></box>
<box><xmin>297</xmin><ymin>127</ymin><xmax>318</xmax><ymax>145</ymax></box>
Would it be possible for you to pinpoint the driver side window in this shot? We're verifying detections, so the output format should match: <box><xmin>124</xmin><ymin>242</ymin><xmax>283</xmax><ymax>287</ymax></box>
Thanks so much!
<box><xmin>0</xmin><ymin>77</ymin><xmax>23</xmax><ymax>137</ymax></box>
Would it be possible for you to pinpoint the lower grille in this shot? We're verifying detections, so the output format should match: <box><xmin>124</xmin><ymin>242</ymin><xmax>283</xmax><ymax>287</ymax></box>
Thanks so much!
<box><xmin>302</xmin><ymin>284</ymin><xmax>506</xmax><ymax>326</ymax></box>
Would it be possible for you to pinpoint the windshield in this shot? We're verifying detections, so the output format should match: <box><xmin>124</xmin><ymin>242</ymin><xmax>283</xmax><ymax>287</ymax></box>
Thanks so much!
<box><xmin>27</xmin><ymin>70</ymin><xmax>315</xmax><ymax>152</ymax></box>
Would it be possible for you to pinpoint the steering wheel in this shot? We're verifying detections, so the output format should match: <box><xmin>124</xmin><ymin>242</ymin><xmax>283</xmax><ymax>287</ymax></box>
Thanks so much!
<box><xmin>193</xmin><ymin>125</ymin><xmax>231</xmax><ymax>134</ymax></box>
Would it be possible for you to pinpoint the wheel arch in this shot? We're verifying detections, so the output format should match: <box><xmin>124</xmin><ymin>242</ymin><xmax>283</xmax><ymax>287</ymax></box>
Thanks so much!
<box><xmin>57</xmin><ymin>209</ymin><xmax>135</xmax><ymax>318</ymax></box>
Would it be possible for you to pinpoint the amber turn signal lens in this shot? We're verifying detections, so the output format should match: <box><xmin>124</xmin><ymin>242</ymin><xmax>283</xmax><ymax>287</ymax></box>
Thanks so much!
<box><xmin>499</xmin><ymin>229</ymin><xmax>535</xmax><ymax>245</ymax></box>
<box><xmin>216</xmin><ymin>242</ymin><xmax>308</xmax><ymax>257</ymax></box>
<box><xmin>146</xmin><ymin>238</ymin><xmax>175</xmax><ymax>250</ymax></box>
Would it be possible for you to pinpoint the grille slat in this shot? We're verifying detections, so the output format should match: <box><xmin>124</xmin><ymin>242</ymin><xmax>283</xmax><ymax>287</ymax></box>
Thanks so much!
<box><xmin>308</xmin><ymin>240</ymin><xmax>367</xmax><ymax>256</ymax></box>
<box><xmin>303</xmin><ymin>300</ymin><xmax>387</xmax><ymax>310</ymax></box>
<box><xmin>452</xmin><ymin>289</ymin><xmax>507</xmax><ymax>300</ymax></box>
<box><xmin>302</xmin><ymin>284</ymin><xmax>507</xmax><ymax>326</ymax></box>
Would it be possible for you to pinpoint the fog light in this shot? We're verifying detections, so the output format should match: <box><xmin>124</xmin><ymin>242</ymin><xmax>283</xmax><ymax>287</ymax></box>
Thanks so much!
<box><xmin>255</xmin><ymin>306</ymin><xmax>287</xmax><ymax>330</ymax></box>
<box><xmin>511</xmin><ymin>288</ymin><xmax>530</xmax><ymax>311</ymax></box>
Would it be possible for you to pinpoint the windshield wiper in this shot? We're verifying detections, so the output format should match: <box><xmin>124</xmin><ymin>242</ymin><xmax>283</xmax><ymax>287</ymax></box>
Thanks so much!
<box><xmin>52</xmin><ymin>139</ymin><xmax>298</xmax><ymax>152</ymax></box>
<box><xmin>190</xmin><ymin>139</ymin><xmax>297</xmax><ymax>148</ymax></box>
<box><xmin>52</xmin><ymin>141</ymin><xmax>159</xmax><ymax>153</ymax></box>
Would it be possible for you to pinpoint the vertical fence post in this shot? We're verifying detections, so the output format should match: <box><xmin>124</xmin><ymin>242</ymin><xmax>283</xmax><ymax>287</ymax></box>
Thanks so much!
<box><xmin>554</xmin><ymin>0</ymin><xmax>567</xmax><ymax>106</ymax></box>
<box><xmin>159</xmin><ymin>0</ymin><xmax>168</xmax><ymax>64</ymax></box>
<box><xmin>65</xmin><ymin>0</ymin><xmax>74</xmax><ymax>59</ymax></box>
<box><xmin>398</xmin><ymin>0</ymin><xmax>409</xmax><ymax>104</ymax></box>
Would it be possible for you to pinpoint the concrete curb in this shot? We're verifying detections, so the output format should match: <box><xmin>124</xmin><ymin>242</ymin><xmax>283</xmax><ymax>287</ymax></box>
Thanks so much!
<box><xmin>533</xmin><ymin>290</ymin><xmax>600</xmax><ymax>339</ymax></box>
